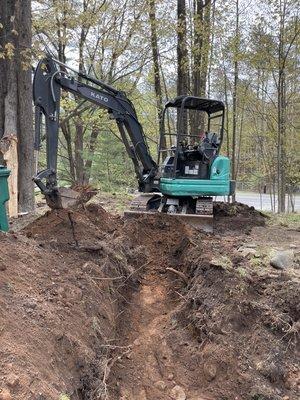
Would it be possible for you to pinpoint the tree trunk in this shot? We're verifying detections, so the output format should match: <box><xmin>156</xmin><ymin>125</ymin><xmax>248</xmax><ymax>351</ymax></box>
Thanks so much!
<box><xmin>57</xmin><ymin>1</ymin><xmax>67</xmax><ymax>63</ymax></box>
<box><xmin>148</xmin><ymin>0</ymin><xmax>166</xmax><ymax>150</ymax></box>
<box><xmin>177</xmin><ymin>0</ymin><xmax>189</xmax><ymax>134</ymax></box>
<box><xmin>191</xmin><ymin>0</ymin><xmax>211</xmax><ymax>136</ymax></box>
<box><xmin>231</xmin><ymin>0</ymin><xmax>239</xmax><ymax>202</ymax></box>
<box><xmin>61</xmin><ymin>121</ymin><xmax>76</xmax><ymax>182</ymax></box>
<box><xmin>207</xmin><ymin>0</ymin><xmax>216</xmax><ymax>98</ymax></box>
<box><xmin>17</xmin><ymin>0</ymin><xmax>35</xmax><ymax>213</ymax></box>
<box><xmin>74</xmin><ymin>121</ymin><xmax>85</xmax><ymax>185</ymax></box>
<box><xmin>277</xmin><ymin>69</ymin><xmax>286</xmax><ymax>213</ymax></box>
<box><xmin>0</xmin><ymin>0</ymin><xmax>34</xmax><ymax>214</ymax></box>
<box><xmin>277</xmin><ymin>0</ymin><xmax>287</xmax><ymax>213</ymax></box>
<box><xmin>84</xmin><ymin>128</ymin><xmax>100</xmax><ymax>185</ymax></box>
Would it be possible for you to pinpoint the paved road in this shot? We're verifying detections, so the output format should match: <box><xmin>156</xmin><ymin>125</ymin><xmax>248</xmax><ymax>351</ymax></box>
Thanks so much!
<box><xmin>216</xmin><ymin>192</ymin><xmax>300</xmax><ymax>212</ymax></box>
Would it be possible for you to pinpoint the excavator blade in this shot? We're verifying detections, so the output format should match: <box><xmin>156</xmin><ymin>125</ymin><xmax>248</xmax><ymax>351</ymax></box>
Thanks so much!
<box><xmin>167</xmin><ymin>213</ymin><xmax>213</xmax><ymax>232</ymax></box>
<box><xmin>124</xmin><ymin>194</ymin><xmax>214</xmax><ymax>233</ymax></box>
<box><xmin>124</xmin><ymin>210</ymin><xmax>213</xmax><ymax>233</ymax></box>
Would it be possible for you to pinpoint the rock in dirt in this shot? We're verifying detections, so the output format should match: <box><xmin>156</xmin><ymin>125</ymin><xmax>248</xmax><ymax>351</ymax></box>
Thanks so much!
<box><xmin>289</xmin><ymin>244</ymin><xmax>298</xmax><ymax>249</ymax></box>
<box><xmin>255</xmin><ymin>360</ymin><xmax>284</xmax><ymax>383</ymax></box>
<box><xmin>0</xmin><ymin>389</ymin><xmax>12</xmax><ymax>400</ymax></box>
<box><xmin>137</xmin><ymin>389</ymin><xmax>147</xmax><ymax>400</ymax></box>
<box><xmin>6</xmin><ymin>373</ymin><xmax>19</xmax><ymax>388</ymax></box>
<box><xmin>244</xmin><ymin>243</ymin><xmax>257</xmax><ymax>248</ymax></box>
<box><xmin>154</xmin><ymin>380</ymin><xmax>167</xmax><ymax>390</ymax></box>
<box><xmin>238</xmin><ymin>247</ymin><xmax>258</xmax><ymax>257</ymax></box>
<box><xmin>170</xmin><ymin>385</ymin><xmax>186</xmax><ymax>400</ymax></box>
<box><xmin>270</xmin><ymin>250</ymin><xmax>294</xmax><ymax>270</ymax></box>
<box><xmin>203</xmin><ymin>363</ymin><xmax>217</xmax><ymax>381</ymax></box>
<box><xmin>0</xmin><ymin>263</ymin><xmax>7</xmax><ymax>271</ymax></box>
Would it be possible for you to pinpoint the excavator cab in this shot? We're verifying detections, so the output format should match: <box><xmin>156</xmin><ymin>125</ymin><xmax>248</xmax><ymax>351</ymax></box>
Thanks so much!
<box><xmin>143</xmin><ymin>96</ymin><xmax>235</xmax><ymax>230</ymax></box>
<box><xmin>159</xmin><ymin>96</ymin><xmax>224</xmax><ymax>178</ymax></box>
<box><xmin>158</xmin><ymin>96</ymin><xmax>234</xmax><ymax>197</ymax></box>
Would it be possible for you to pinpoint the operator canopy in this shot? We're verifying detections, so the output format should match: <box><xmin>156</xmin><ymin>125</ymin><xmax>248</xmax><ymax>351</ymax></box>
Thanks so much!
<box><xmin>165</xmin><ymin>96</ymin><xmax>224</xmax><ymax>114</ymax></box>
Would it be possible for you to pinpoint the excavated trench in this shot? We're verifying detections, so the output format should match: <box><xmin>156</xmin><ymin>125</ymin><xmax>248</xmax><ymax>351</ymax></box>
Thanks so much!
<box><xmin>0</xmin><ymin>203</ymin><xmax>299</xmax><ymax>400</ymax></box>
<box><xmin>107</xmin><ymin>217</ymin><xmax>193</xmax><ymax>400</ymax></box>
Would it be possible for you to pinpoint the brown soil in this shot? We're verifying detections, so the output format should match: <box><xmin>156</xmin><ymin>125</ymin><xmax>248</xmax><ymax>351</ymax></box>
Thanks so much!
<box><xmin>0</xmin><ymin>204</ymin><xmax>134</xmax><ymax>400</ymax></box>
<box><xmin>214</xmin><ymin>201</ymin><xmax>267</xmax><ymax>234</ymax></box>
<box><xmin>0</xmin><ymin>202</ymin><xmax>299</xmax><ymax>400</ymax></box>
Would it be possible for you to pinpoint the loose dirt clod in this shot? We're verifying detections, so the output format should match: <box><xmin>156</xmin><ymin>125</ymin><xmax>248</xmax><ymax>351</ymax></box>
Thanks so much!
<box><xmin>0</xmin><ymin>202</ymin><xmax>299</xmax><ymax>400</ymax></box>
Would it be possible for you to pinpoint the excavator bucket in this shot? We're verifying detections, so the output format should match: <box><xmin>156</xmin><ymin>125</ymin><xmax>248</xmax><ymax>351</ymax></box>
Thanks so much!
<box><xmin>45</xmin><ymin>186</ymin><xmax>97</xmax><ymax>210</ymax></box>
<box><xmin>124</xmin><ymin>194</ymin><xmax>214</xmax><ymax>233</ymax></box>
<box><xmin>45</xmin><ymin>187</ymin><xmax>81</xmax><ymax>209</ymax></box>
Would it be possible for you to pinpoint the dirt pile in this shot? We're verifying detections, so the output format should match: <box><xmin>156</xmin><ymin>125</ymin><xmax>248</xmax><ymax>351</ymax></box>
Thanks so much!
<box><xmin>214</xmin><ymin>201</ymin><xmax>266</xmax><ymax>234</ymax></box>
<box><xmin>0</xmin><ymin>204</ymin><xmax>144</xmax><ymax>400</ymax></box>
<box><xmin>176</xmin><ymin>232</ymin><xmax>299</xmax><ymax>400</ymax></box>
<box><xmin>0</xmin><ymin>202</ymin><xmax>298</xmax><ymax>400</ymax></box>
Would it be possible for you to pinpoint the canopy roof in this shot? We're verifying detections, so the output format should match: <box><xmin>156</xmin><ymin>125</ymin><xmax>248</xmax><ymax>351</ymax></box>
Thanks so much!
<box><xmin>165</xmin><ymin>96</ymin><xmax>224</xmax><ymax>114</ymax></box>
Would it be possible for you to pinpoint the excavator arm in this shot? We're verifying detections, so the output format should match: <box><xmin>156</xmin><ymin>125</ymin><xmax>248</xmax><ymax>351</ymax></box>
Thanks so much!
<box><xmin>33</xmin><ymin>56</ymin><xmax>158</xmax><ymax>208</ymax></box>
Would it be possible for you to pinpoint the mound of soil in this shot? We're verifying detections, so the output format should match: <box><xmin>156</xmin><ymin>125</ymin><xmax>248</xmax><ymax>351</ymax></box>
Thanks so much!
<box><xmin>176</xmin><ymin>233</ymin><xmax>299</xmax><ymax>400</ymax></box>
<box><xmin>0</xmin><ymin>202</ymin><xmax>298</xmax><ymax>400</ymax></box>
<box><xmin>0</xmin><ymin>205</ymin><xmax>144</xmax><ymax>400</ymax></box>
<box><xmin>214</xmin><ymin>201</ymin><xmax>267</xmax><ymax>234</ymax></box>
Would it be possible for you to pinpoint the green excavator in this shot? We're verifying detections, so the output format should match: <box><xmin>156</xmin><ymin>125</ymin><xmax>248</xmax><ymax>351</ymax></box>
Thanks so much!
<box><xmin>33</xmin><ymin>56</ymin><xmax>235</xmax><ymax>231</ymax></box>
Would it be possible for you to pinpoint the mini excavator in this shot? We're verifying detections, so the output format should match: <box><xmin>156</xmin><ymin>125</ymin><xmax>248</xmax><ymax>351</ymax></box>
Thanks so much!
<box><xmin>33</xmin><ymin>56</ymin><xmax>235</xmax><ymax>231</ymax></box>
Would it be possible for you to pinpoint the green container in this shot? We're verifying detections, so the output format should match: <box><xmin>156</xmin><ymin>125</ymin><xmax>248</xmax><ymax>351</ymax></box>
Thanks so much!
<box><xmin>0</xmin><ymin>165</ymin><xmax>11</xmax><ymax>232</ymax></box>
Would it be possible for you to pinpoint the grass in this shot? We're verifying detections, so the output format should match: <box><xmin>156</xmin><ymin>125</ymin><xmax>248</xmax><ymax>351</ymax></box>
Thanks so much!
<box><xmin>59</xmin><ymin>395</ymin><xmax>70</xmax><ymax>400</ymax></box>
<box><xmin>210</xmin><ymin>255</ymin><xmax>233</xmax><ymax>270</ymax></box>
<box><xmin>237</xmin><ymin>267</ymin><xmax>248</xmax><ymax>277</ymax></box>
<box><xmin>265</xmin><ymin>212</ymin><xmax>300</xmax><ymax>228</ymax></box>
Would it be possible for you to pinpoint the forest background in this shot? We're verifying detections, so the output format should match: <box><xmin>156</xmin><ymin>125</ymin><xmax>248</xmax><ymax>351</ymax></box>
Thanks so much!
<box><xmin>0</xmin><ymin>0</ymin><xmax>299</xmax><ymax>213</ymax></box>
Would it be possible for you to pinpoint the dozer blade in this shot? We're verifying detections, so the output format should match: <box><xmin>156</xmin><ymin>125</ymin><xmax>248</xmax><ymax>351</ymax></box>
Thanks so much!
<box><xmin>124</xmin><ymin>210</ymin><xmax>214</xmax><ymax>233</ymax></box>
<box><xmin>172</xmin><ymin>213</ymin><xmax>214</xmax><ymax>232</ymax></box>
<box><xmin>124</xmin><ymin>193</ymin><xmax>214</xmax><ymax>233</ymax></box>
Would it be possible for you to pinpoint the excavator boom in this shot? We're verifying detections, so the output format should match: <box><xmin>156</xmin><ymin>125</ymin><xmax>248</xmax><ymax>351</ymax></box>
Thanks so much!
<box><xmin>33</xmin><ymin>56</ymin><xmax>158</xmax><ymax>208</ymax></box>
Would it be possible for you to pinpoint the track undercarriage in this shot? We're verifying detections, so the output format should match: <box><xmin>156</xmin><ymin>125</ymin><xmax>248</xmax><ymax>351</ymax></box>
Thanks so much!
<box><xmin>125</xmin><ymin>193</ymin><xmax>214</xmax><ymax>233</ymax></box>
